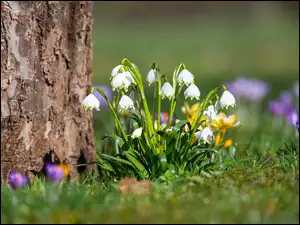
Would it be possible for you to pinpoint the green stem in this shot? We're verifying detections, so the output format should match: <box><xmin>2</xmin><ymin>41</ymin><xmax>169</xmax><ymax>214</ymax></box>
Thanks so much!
<box><xmin>92</xmin><ymin>88</ymin><xmax>129</xmax><ymax>143</ymax></box>
<box><xmin>124</xmin><ymin>60</ymin><xmax>157</xmax><ymax>148</ymax></box>
<box><xmin>167</xmin><ymin>63</ymin><xmax>185</xmax><ymax>127</ymax></box>
<box><xmin>168</xmin><ymin>85</ymin><xmax>183</xmax><ymax>126</ymax></box>
<box><xmin>157</xmin><ymin>75</ymin><xmax>162</xmax><ymax>142</ymax></box>
<box><xmin>152</xmin><ymin>84</ymin><xmax>157</xmax><ymax>123</ymax></box>
<box><xmin>185</xmin><ymin>85</ymin><xmax>223</xmax><ymax>152</ymax></box>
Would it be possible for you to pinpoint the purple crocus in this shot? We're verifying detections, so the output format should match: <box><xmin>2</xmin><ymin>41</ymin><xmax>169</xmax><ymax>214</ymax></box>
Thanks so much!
<box><xmin>45</xmin><ymin>164</ymin><xmax>64</xmax><ymax>182</ymax></box>
<box><xmin>268</xmin><ymin>100</ymin><xmax>294</xmax><ymax>117</ymax></box>
<box><xmin>92</xmin><ymin>85</ymin><xmax>113</xmax><ymax>109</ymax></box>
<box><xmin>226</xmin><ymin>76</ymin><xmax>271</xmax><ymax>102</ymax></box>
<box><xmin>155</xmin><ymin>112</ymin><xmax>176</xmax><ymax>125</ymax></box>
<box><xmin>268</xmin><ymin>90</ymin><xmax>299</xmax><ymax>127</ymax></box>
<box><xmin>286</xmin><ymin>109</ymin><xmax>299</xmax><ymax>126</ymax></box>
<box><xmin>296</xmin><ymin>121</ymin><xmax>299</xmax><ymax>132</ymax></box>
<box><xmin>9</xmin><ymin>171</ymin><xmax>28</xmax><ymax>190</ymax></box>
<box><xmin>279</xmin><ymin>91</ymin><xmax>293</xmax><ymax>105</ymax></box>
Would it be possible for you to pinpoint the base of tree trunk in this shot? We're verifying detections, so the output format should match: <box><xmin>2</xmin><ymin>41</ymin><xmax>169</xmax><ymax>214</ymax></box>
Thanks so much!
<box><xmin>1</xmin><ymin>1</ymin><xmax>96</xmax><ymax>182</ymax></box>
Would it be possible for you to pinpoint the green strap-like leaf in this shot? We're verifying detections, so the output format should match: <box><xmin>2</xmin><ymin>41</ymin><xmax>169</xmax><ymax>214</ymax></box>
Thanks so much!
<box><xmin>125</xmin><ymin>151</ymin><xmax>149</xmax><ymax>178</ymax></box>
<box><xmin>96</xmin><ymin>155</ymin><xmax>114</xmax><ymax>172</ymax></box>
<box><xmin>100</xmin><ymin>153</ymin><xmax>134</xmax><ymax>167</ymax></box>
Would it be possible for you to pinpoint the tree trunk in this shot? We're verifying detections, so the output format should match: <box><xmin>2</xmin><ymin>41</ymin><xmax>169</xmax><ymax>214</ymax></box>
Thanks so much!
<box><xmin>1</xmin><ymin>1</ymin><xmax>95</xmax><ymax>181</ymax></box>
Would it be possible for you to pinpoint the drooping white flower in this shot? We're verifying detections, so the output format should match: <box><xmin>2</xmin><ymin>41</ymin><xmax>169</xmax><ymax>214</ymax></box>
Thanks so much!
<box><xmin>160</xmin><ymin>82</ymin><xmax>175</xmax><ymax>100</ymax></box>
<box><xmin>177</xmin><ymin>69</ymin><xmax>194</xmax><ymax>86</ymax></box>
<box><xmin>220</xmin><ymin>90</ymin><xmax>236</xmax><ymax>109</ymax></box>
<box><xmin>111</xmin><ymin>72</ymin><xmax>132</xmax><ymax>92</ymax></box>
<box><xmin>124</xmin><ymin>71</ymin><xmax>136</xmax><ymax>85</ymax></box>
<box><xmin>203</xmin><ymin>105</ymin><xmax>217</xmax><ymax>121</ymax></box>
<box><xmin>118</xmin><ymin>95</ymin><xmax>135</xmax><ymax>112</ymax></box>
<box><xmin>195</xmin><ymin>127</ymin><xmax>214</xmax><ymax>144</ymax></box>
<box><xmin>184</xmin><ymin>84</ymin><xmax>200</xmax><ymax>100</ymax></box>
<box><xmin>81</xmin><ymin>94</ymin><xmax>100</xmax><ymax>111</ymax></box>
<box><xmin>131</xmin><ymin>127</ymin><xmax>143</xmax><ymax>139</ymax></box>
<box><xmin>111</xmin><ymin>65</ymin><xmax>124</xmax><ymax>78</ymax></box>
<box><xmin>146</xmin><ymin>69</ymin><xmax>158</xmax><ymax>86</ymax></box>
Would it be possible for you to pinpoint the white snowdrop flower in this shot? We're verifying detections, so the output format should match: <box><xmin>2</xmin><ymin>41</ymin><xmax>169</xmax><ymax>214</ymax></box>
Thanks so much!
<box><xmin>124</xmin><ymin>71</ymin><xmax>136</xmax><ymax>85</ymax></box>
<box><xmin>220</xmin><ymin>90</ymin><xmax>236</xmax><ymax>109</ymax></box>
<box><xmin>184</xmin><ymin>84</ymin><xmax>200</xmax><ymax>100</ymax></box>
<box><xmin>111</xmin><ymin>65</ymin><xmax>124</xmax><ymax>78</ymax></box>
<box><xmin>203</xmin><ymin>105</ymin><xmax>217</xmax><ymax>121</ymax></box>
<box><xmin>177</xmin><ymin>69</ymin><xmax>194</xmax><ymax>86</ymax></box>
<box><xmin>166</xmin><ymin>127</ymin><xmax>173</xmax><ymax>135</ymax></box>
<box><xmin>160</xmin><ymin>82</ymin><xmax>175</xmax><ymax>100</ymax></box>
<box><xmin>81</xmin><ymin>94</ymin><xmax>100</xmax><ymax>111</ymax></box>
<box><xmin>131</xmin><ymin>127</ymin><xmax>143</xmax><ymax>139</ymax></box>
<box><xmin>111</xmin><ymin>72</ymin><xmax>131</xmax><ymax>92</ymax></box>
<box><xmin>146</xmin><ymin>69</ymin><xmax>158</xmax><ymax>86</ymax></box>
<box><xmin>195</xmin><ymin>127</ymin><xmax>214</xmax><ymax>144</ymax></box>
<box><xmin>118</xmin><ymin>95</ymin><xmax>135</xmax><ymax>112</ymax></box>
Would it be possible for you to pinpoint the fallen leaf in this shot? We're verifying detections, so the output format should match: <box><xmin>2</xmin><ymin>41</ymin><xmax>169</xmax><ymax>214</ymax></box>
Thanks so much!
<box><xmin>119</xmin><ymin>177</ymin><xmax>152</xmax><ymax>195</ymax></box>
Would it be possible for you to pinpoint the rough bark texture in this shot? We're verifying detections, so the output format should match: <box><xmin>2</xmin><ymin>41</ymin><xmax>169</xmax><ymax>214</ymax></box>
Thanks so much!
<box><xmin>1</xmin><ymin>1</ymin><xmax>95</xmax><ymax>181</ymax></box>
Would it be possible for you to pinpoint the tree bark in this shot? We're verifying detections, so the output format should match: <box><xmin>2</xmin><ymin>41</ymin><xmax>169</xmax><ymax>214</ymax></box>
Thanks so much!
<box><xmin>1</xmin><ymin>1</ymin><xmax>95</xmax><ymax>181</ymax></box>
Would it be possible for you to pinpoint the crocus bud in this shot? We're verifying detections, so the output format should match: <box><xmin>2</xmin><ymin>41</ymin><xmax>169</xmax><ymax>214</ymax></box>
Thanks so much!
<box><xmin>9</xmin><ymin>172</ymin><xmax>28</xmax><ymax>190</ymax></box>
<box><xmin>45</xmin><ymin>164</ymin><xmax>64</xmax><ymax>182</ymax></box>
<box><xmin>222</xmin><ymin>139</ymin><xmax>233</xmax><ymax>148</ymax></box>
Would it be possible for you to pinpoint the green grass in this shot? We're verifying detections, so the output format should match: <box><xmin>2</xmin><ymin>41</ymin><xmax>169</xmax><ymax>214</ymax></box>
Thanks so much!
<box><xmin>2</xmin><ymin>124</ymin><xmax>299</xmax><ymax>223</ymax></box>
<box><xmin>2</xmin><ymin>164</ymin><xmax>299</xmax><ymax>223</ymax></box>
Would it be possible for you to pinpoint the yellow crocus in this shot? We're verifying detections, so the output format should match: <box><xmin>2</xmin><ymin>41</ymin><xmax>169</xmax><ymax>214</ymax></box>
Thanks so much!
<box><xmin>181</xmin><ymin>102</ymin><xmax>203</xmax><ymax>124</ymax></box>
<box><xmin>222</xmin><ymin>139</ymin><xmax>233</xmax><ymax>148</ymax></box>
<box><xmin>215</xmin><ymin>133</ymin><xmax>222</xmax><ymax>146</ymax></box>
<box><xmin>58</xmin><ymin>163</ymin><xmax>70</xmax><ymax>178</ymax></box>
<box><xmin>212</xmin><ymin>112</ymin><xmax>240</xmax><ymax>133</ymax></box>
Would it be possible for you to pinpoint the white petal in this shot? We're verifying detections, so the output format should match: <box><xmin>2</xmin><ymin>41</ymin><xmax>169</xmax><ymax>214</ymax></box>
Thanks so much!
<box><xmin>198</xmin><ymin>127</ymin><xmax>214</xmax><ymax>144</ymax></box>
<box><xmin>111</xmin><ymin>65</ymin><xmax>123</xmax><ymax>78</ymax></box>
<box><xmin>111</xmin><ymin>72</ymin><xmax>132</xmax><ymax>92</ymax></box>
<box><xmin>131</xmin><ymin>127</ymin><xmax>143</xmax><ymax>139</ymax></box>
<box><xmin>119</xmin><ymin>95</ymin><xmax>135</xmax><ymax>112</ymax></box>
<box><xmin>220</xmin><ymin>91</ymin><xmax>236</xmax><ymax>109</ymax></box>
<box><xmin>203</xmin><ymin>105</ymin><xmax>217</xmax><ymax>121</ymax></box>
<box><xmin>124</xmin><ymin>71</ymin><xmax>136</xmax><ymax>85</ymax></box>
<box><xmin>184</xmin><ymin>84</ymin><xmax>200</xmax><ymax>100</ymax></box>
<box><xmin>177</xmin><ymin>69</ymin><xmax>194</xmax><ymax>86</ymax></box>
<box><xmin>82</xmin><ymin>94</ymin><xmax>100</xmax><ymax>111</ymax></box>
<box><xmin>160</xmin><ymin>82</ymin><xmax>175</xmax><ymax>100</ymax></box>
<box><xmin>146</xmin><ymin>69</ymin><xmax>158</xmax><ymax>85</ymax></box>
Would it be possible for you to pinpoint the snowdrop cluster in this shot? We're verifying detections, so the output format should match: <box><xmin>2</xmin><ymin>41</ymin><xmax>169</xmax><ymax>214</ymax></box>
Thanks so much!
<box><xmin>80</xmin><ymin>58</ymin><xmax>241</xmax><ymax>180</ymax></box>
<box><xmin>81</xmin><ymin>58</ymin><xmax>238</xmax><ymax>149</ymax></box>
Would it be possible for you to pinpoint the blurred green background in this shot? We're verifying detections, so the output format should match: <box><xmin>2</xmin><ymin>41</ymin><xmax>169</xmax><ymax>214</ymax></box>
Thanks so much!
<box><xmin>92</xmin><ymin>1</ymin><xmax>298</xmax><ymax>88</ymax></box>
<box><xmin>92</xmin><ymin>1</ymin><xmax>299</xmax><ymax>150</ymax></box>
